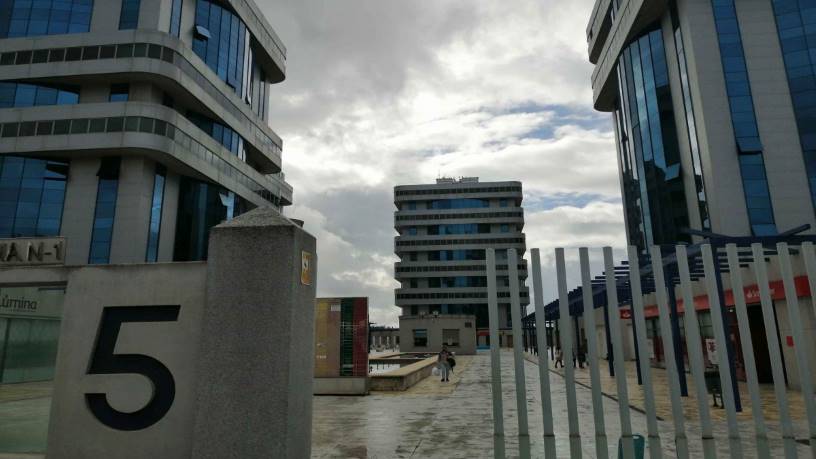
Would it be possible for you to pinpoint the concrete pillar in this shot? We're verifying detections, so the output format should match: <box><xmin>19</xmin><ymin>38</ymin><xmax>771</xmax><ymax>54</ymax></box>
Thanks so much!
<box><xmin>110</xmin><ymin>157</ymin><xmax>153</xmax><ymax>264</ymax></box>
<box><xmin>191</xmin><ymin>207</ymin><xmax>317</xmax><ymax>459</ymax></box>
<box><xmin>62</xmin><ymin>158</ymin><xmax>99</xmax><ymax>265</ymax></box>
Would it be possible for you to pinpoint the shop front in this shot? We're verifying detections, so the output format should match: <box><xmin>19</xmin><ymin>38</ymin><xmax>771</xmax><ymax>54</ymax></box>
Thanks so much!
<box><xmin>640</xmin><ymin>277</ymin><xmax>809</xmax><ymax>384</ymax></box>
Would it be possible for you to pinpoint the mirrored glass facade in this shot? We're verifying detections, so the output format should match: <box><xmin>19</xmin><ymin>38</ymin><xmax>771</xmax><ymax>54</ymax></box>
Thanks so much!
<box><xmin>193</xmin><ymin>0</ymin><xmax>249</xmax><ymax>95</ymax></box>
<box><xmin>169</xmin><ymin>0</ymin><xmax>181</xmax><ymax>37</ymax></box>
<box><xmin>711</xmin><ymin>0</ymin><xmax>777</xmax><ymax>236</ymax></box>
<box><xmin>614</xmin><ymin>27</ymin><xmax>691</xmax><ymax>251</ymax></box>
<box><xmin>770</xmin><ymin>0</ymin><xmax>816</xmax><ymax>215</ymax></box>
<box><xmin>117</xmin><ymin>0</ymin><xmax>139</xmax><ymax>30</ymax></box>
<box><xmin>0</xmin><ymin>0</ymin><xmax>92</xmax><ymax>38</ymax></box>
<box><xmin>0</xmin><ymin>82</ymin><xmax>79</xmax><ymax>108</ymax></box>
<box><xmin>145</xmin><ymin>165</ymin><xmax>166</xmax><ymax>262</ymax></box>
<box><xmin>88</xmin><ymin>158</ymin><xmax>120</xmax><ymax>264</ymax></box>
<box><xmin>0</xmin><ymin>156</ymin><xmax>68</xmax><ymax>238</ymax></box>
<box><xmin>173</xmin><ymin>176</ymin><xmax>235</xmax><ymax>261</ymax></box>
<box><xmin>186</xmin><ymin>111</ymin><xmax>246</xmax><ymax>160</ymax></box>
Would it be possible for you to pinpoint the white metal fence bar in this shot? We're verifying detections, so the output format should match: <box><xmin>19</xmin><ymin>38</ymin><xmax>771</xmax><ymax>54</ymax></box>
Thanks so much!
<box><xmin>508</xmin><ymin>249</ymin><xmax>529</xmax><ymax>437</ymax></box>
<box><xmin>555</xmin><ymin>248</ymin><xmax>582</xmax><ymax>458</ymax></box>
<box><xmin>675</xmin><ymin>245</ymin><xmax>717</xmax><ymax>458</ymax></box>
<box><xmin>777</xmin><ymin>242</ymin><xmax>816</xmax><ymax>457</ymax></box>
<box><xmin>750</xmin><ymin>243</ymin><xmax>798</xmax><ymax>459</ymax></box>
<box><xmin>701</xmin><ymin>244</ymin><xmax>743</xmax><ymax>458</ymax></box>
<box><xmin>627</xmin><ymin>246</ymin><xmax>663</xmax><ymax>458</ymax></box>
<box><xmin>724</xmin><ymin>243</ymin><xmax>771</xmax><ymax>458</ymax></box>
<box><xmin>603</xmin><ymin>246</ymin><xmax>635</xmax><ymax>458</ymax></box>
<box><xmin>530</xmin><ymin>248</ymin><xmax>557</xmax><ymax>458</ymax></box>
<box><xmin>579</xmin><ymin>248</ymin><xmax>608</xmax><ymax>459</ymax></box>
<box><xmin>648</xmin><ymin>246</ymin><xmax>688</xmax><ymax>458</ymax></box>
<box><xmin>486</xmin><ymin>248</ymin><xmax>504</xmax><ymax>437</ymax></box>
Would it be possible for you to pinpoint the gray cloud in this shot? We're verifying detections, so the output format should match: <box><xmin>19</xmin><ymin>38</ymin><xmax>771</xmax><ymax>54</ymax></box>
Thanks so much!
<box><xmin>259</xmin><ymin>0</ymin><xmax>626</xmax><ymax>326</ymax></box>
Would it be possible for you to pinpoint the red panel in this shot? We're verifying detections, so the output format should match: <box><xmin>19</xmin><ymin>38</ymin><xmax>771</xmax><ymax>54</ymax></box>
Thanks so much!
<box><xmin>643</xmin><ymin>275</ymin><xmax>811</xmax><ymax>318</ymax></box>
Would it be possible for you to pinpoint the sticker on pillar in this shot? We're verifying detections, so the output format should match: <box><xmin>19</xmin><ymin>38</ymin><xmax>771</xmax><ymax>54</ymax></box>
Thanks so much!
<box><xmin>301</xmin><ymin>251</ymin><xmax>313</xmax><ymax>285</ymax></box>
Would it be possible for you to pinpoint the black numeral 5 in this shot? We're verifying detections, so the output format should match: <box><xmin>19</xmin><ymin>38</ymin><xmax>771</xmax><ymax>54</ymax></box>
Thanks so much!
<box><xmin>85</xmin><ymin>305</ymin><xmax>180</xmax><ymax>431</ymax></box>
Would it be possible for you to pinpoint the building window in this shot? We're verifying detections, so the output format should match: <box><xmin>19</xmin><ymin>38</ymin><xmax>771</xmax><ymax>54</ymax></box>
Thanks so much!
<box><xmin>429</xmin><ymin>198</ymin><xmax>489</xmax><ymax>209</ymax></box>
<box><xmin>173</xmin><ymin>176</ymin><xmax>234</xmax><ymax>261</ymax></box>
<box><xmin>711</xmin><ymin>0</ymin><xmax>776</xmax><ymax>236</ymax></box>
<box><xmin>406</xmin><ymin>202</ymin><xmax>416</xmax><ymax>210</ymax></box>
<box><xmin>118</xmin><ymin>0</ymin><xmax>140</xmax><ymax>30</ymax></box>
<box><xmin>410</xmin><ymin>305</ymin><xmax>418</xmax><ymax>316</ymax></box>
<box><xmin>108</xmin><ymin>84</ymin><xmax>129</xmax><ymax>102</ymax></box>
<box><xmin>407</xmin><ymin>227</ymin><xmax>417</xmax><ymax>235</ymax></box>
<box><xmin>442</xmin><ymin>329</ymin><xmax>460</xmax><ymax>347</ymax></box>
<box><xmin>0</xmin><ymin>82</ymin><xmax>79</xmax><ymax>108</ymax></box>
<box><xmin>169</xmin><ymin>0</ymin><xmax>182</xmax><ymax>37</ymax></box>
<box><xmin>500</xmin><ymin>224</ymin><xmax>509</xmax><ymax>233</ymax></box>
<box><xmin>614</xmin><ymin>27</ymin><xmax>691</xmax><ymax>250</ymax></box>
<box><xmin>145</xmin><ymin>164</ymin><xmax>166</xmax><ymax>262</ymax></box>
<box><xmin>409</xmin><ymin>252</ymin><xmax>417</xmax><ymax>261</ymax></box>
<box><xmin>186</xmin><ymin>112</ymin><xmax>247</xmax><ymax>160</ymax></box>
<box><xmin>192</xmin><ymin>0</ymin><xmax>251</xmax><ymax>98</ymax></box>
<box><xmin>413</xmin><ymin>329</ymin><xmax>428</xmax><ymax>347</ymax></box>
<box><xmin>500</xmin><ymin>198</ymin><xmax>508</xmax><ymax>207</ymax></box>
<box><xmin>0</xmin><ymin>0</ymin><xmax>93</xmax><ymax>38</ymax></box>
<box><xmin>0</xmin><ymin>156</ymin><xmax>68</xmax><ymax>238</ymax></box>
<box><xmin>89</xmin><ymin>158</ymin><xmax>121</xmax><ymax>264</ymax></box>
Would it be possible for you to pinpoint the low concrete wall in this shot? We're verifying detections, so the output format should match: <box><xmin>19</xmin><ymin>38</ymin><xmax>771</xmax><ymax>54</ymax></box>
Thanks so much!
<box><xmin>369</xmin><ymin>357</ymin><xmax>437</xmax><ymax>391</ymax></box>
<box><xmin>313</xmin><ymin>377</ymin><xmax>369</xmax><ymax>395</ymax></box>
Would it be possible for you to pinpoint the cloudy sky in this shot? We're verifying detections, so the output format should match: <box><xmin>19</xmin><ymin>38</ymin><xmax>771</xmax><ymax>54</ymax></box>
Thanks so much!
<box><xmin>260</xmin><ymin>0</ymin><xmax>627</xmax><ymax>326</ymax></box>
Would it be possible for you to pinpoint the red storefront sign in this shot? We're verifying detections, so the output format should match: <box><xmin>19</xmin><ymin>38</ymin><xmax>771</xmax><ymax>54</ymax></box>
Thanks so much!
<box><xmin>642</xmin><ymin>276</ymin><xmax>811</xmax><ymax>318</ymax></box>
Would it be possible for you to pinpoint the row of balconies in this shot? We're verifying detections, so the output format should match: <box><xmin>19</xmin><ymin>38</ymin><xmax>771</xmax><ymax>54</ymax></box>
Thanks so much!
<box><xmin>0</xmin><ymin>102</ymin><xmax>292</xmax><ymax>207</ymax></box>
<box><xmin>0</xmin><ymin>31</ymin><xmax>282</xmax><ymax>160</ymax></box>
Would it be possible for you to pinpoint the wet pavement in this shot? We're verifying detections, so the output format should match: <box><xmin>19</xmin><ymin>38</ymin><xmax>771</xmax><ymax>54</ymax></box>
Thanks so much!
<box><xmin>312</xmin><ymin>350</ymin><xmax>812</xmax><ymax>458</ymax></box>
<box><xmin>0</xmin><ymin>381</ymin><xmax>51</xmax><ymax>456</ymax></box>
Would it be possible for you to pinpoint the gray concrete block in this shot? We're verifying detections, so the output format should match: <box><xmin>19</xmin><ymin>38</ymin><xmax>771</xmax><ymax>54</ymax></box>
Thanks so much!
<box><xmin>191</xmin><ymin>207</ymin><xmax>317</xmax><ymax>459</ymax></box>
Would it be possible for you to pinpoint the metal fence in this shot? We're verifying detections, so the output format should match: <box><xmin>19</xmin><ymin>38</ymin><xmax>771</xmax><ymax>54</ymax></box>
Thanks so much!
<box><xmin>485</xmin><ymin>240</ymin><xmax>816</xmax><ymax>458</ymax></box>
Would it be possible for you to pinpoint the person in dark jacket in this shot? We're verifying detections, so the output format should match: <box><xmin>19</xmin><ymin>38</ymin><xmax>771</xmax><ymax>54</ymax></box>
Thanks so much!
<box><xmin>438</xmin><ymin>346</ymin><xmax>451</xmax><ymax>382</ymax></box>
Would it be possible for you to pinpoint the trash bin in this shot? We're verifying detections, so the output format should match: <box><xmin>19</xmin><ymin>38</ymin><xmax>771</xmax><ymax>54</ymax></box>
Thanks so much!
<box><xmin>704</xmin><ymin>369</ymin><xmax>723</xmax><ymax>408</ymax></box>
<box><xmin>617</xmin><ymin>434</ymin><xmax>645</xmax><ymax>459</ymax></box>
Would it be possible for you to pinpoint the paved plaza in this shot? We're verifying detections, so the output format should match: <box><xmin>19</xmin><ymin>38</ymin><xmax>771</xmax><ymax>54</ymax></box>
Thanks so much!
<box><xmin>1</xmin><ymin>349</ymin><xmax>812</xmax><ymax>458</ymax></box>
<box><xmin>313</xmin><ymin>350</ymin><xmax>812</xmax><ymax>458</ymax></box>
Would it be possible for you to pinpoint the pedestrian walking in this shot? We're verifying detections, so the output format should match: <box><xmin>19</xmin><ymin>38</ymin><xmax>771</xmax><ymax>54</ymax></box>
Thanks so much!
<box><xmin>438</xmin><ymin>345</ymin><xmax>451</xmax><ymax>382</ymax></box>
<box><xmin>554</xmin><ymin>347</ymin><xmax>564</xmax><ymax>368</ymax></box>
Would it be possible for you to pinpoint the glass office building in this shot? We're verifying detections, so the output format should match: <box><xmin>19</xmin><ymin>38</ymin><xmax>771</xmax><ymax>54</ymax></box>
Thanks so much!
<box><xmin>394</xmin><ymin>178</ymin><xmax>529</xmax><ymax>354</ymax></box>
<box><xmin>590</xmin><ymin>0</ymin><xmax>816</xmax><ymax>252</ymax></box>
<box><xmin>585</xmin><ymin>0</ymin><xmax>816</xmax><ymax>391</ymax></box>
<box><xmin>0</xmin><ymin>1</ymin><xmax>291</xmax><ymax>451</ymax></box>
